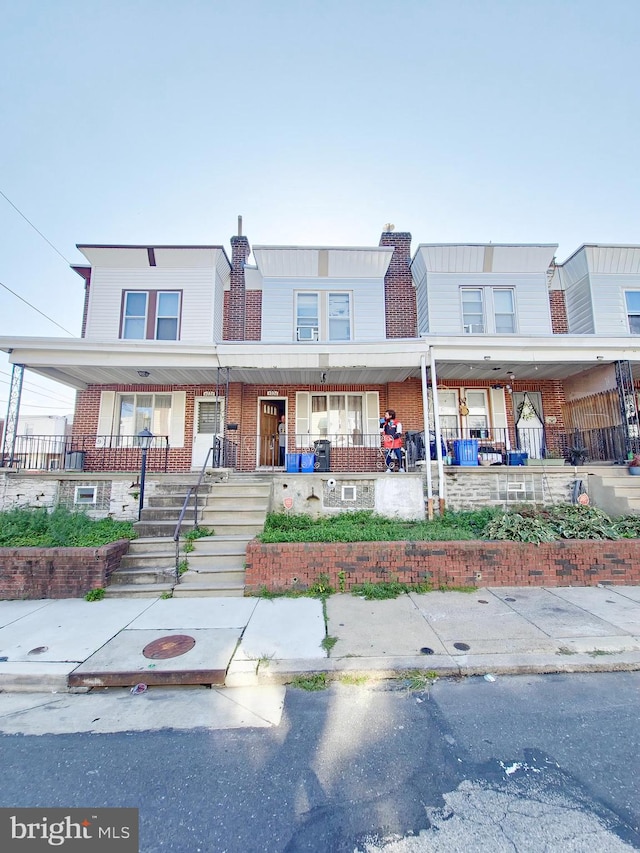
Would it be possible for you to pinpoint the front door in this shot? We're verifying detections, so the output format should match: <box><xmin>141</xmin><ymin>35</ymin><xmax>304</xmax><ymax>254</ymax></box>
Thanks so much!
<box><xmin>257</xmin><ymin>399</ymin><xmax>284</xmax><ymax>467</ymax></box>
<box><xmin>192</xmin><ymin>397</ymin><xmax>224</xmax><ymax>470</ymax></box>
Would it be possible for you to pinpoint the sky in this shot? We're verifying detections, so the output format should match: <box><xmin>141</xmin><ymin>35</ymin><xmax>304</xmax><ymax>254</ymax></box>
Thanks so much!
<box><xmin>1</xmin><ymin>0</ymin><xmax>639</xmax><ymax>423</ymax></box>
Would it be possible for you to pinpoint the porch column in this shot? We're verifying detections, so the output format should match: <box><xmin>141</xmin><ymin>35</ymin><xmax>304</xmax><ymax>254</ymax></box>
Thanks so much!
<box><xmin>420</xmin><ymin>354</ymin><xmax>434</xmax><ymax>517</ymax></box>
<box><xmin>429</xmin><ymin>349</ymin><xmax>446</xmax><ymax>512</ymax></box>
<box><xmin>1</xmin><ymin>362</ymin><xmax>24</xmax><ymax>467</ymax></box>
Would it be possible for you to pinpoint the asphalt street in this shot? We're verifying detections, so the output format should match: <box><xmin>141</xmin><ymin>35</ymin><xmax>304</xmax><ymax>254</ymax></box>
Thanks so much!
<box><xmin>1</xmin><ymin>671</ymin><xmax>639</xmax><ymax>852</ymax></box>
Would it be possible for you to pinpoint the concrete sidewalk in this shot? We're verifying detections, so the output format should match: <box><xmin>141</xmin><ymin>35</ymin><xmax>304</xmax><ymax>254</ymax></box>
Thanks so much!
<box><xmin>1</xmin><ymin>586</ymin><xmax>640</xmax><ymax>693</ymax></box>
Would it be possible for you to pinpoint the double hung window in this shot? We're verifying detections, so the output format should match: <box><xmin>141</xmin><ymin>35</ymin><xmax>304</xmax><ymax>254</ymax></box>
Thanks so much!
<box><xmin>121</xmin><ymin>291</ymin><xmax>181</xmax><ymax>340</ymax></box>
<box><xmin>118</xmin><ymin>394</ymin><xmax>171</xmax><ymax>440</ymax></box>
<box><xmin>461</xmin><ymin>287</ymin><xmax>516</xmax><ymax>334</ymax></box>
<box><xmin>626</xmin><ymin>292</ymin><xmax>640</xmax><ymax>334</ymax></box>
<box><xmin>296</xmin><ymin>291</ymin><xmax>351</xmax><ymax>341</ymax></box>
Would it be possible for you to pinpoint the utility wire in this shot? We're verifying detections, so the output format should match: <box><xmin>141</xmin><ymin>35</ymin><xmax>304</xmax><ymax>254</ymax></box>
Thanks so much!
<box><xmin>0</xmin><ymin>189</ymin><xmax>72</xmax><ymax>266</ymax></box>
<box><xmin>0</xmin><ymin>279</ymin><xmax>75</xmax><ymax>336</ymax></box>
<box><xmin>0</xmin><ymin>369</ymin><xmax>75</xmax><ymax>401</ymax></box>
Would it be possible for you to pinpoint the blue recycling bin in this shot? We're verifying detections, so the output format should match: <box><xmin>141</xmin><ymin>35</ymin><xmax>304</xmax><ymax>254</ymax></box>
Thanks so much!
<box><xmin>453</xmin><ymin>439</ymin><xmax>479</xmax><ymax>466</ymax></box>
<box><xmin>507</xmin><ymin>451</ymin><xmax>528</xmax><ymax>466</ymax></box>
<box><xmin>300</xmin><ymin>453</ymin><xmax>315</xmax><ymax>473</ymax></box>
<box><xmin>285</xmin><ymin>453</ymin><xmax>301</xmax><ymax>473</ymax></box>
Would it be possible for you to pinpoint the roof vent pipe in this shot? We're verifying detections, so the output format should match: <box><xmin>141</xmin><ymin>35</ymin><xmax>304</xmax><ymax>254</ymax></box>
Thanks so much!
<box><xmin>237</xmin><ymin>215</ymin><xmax>243</xmax><ymax>237</ymax></box>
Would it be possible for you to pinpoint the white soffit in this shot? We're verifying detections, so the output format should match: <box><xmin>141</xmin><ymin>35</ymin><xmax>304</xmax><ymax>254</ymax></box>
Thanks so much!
<box><xmin>586</xmin><ymin>245</ymin><xmax>640</xmax><ymax>275</ymax></box>
<box><xmin>77</xmin><ymin>246</ymin><xmax>228</xmax><ymax>269</ymax></box>
<box><xmin>253</xmin><ymin>246</ymin><xmax>393</xmax><ymax>279</ymax></box>
<box><xmin>417</xmin><ymin>244</ymin><xmax>557</xmax><ymax>274</ymax></box>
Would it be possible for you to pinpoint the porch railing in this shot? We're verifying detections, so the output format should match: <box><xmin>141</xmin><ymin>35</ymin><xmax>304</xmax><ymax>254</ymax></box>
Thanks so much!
<box><xmin>1</xmin><ymin>434</ymin><xmax>170</xmax><ymax>473</ymax></box>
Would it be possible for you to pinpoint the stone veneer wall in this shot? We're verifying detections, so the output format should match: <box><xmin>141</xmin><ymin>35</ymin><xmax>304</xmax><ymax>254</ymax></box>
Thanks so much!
<box><xmin>0</xmin><ymin>539</ymin><xmax>131</xmax><ymax>599</ymax></box>
<box><xmin>441</xmin><ymin>468</ymin><xmax>576</xmax><ymax>510</ymax></box>
<box><xmin>245</xmin><ymin>539</ymin><xmax>640</xmax><ymax>594</ymax></box>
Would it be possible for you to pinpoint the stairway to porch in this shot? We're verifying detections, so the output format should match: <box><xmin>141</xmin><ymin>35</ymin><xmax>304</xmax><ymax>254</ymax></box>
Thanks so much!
<box><xmin>587</xmin><ymin>467</ymin><xmax>640</xmax><ymax>517</ymax></box>
<box><xmin>105</xmin><ymin>474</ymin><xmax>272</xmax><ymax>598</ymax></box>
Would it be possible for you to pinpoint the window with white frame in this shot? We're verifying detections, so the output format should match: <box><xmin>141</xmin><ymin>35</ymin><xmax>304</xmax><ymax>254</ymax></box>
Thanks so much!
<box><xmin>296</xmin><ymin>390</ymin><xmax>379</xmax><ymax>447</ymax></box>
<box><xmin>121</xmin><ymin>291</ymin><xmax>181</xmax><ymax>340</ymax></box>
<box><xmin>118</xmin><ymin>394</ymin><xmax>172</xmax><ymax>440</ymax></box>
<box><xmin>461</xmin><ymin>287</ymin><xmax>516</xmax><ymax>334</ymax></box>
<box><xmin>493</xmin><ymin>289</ymin><xmax>516</xmax><ymax>333</ymax></box>
<box><xmin>74</xmin><ymin>485</ymin><xmax>96</xmax><ymax>505</ymax></box>
<box><xmin>625</xmin><ymin>292</ymin><xmax>640</xmax><ymax>334</ymax></box>
<box><xmin>465</xmin><ymin>390</ymin><xmax>490</xmax><ymax>438</ymax></box>
<box><xmin>437</xmin><ymin>391</ymin><xmax>460</xmax><ymax>439</ymax></box>
<box><xmin>462</xmin><ymin>289</ymin><xmax>484</xmax><ymax>333</ymax></box>
<box><xmin>295</xmin><ymin>291</ymin><xmax>351</xmax><ymax>341</ymax></box>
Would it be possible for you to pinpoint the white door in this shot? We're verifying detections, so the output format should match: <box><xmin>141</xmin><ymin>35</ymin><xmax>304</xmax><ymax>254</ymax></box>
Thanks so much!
<box><xmin>192</xmin><ymin>397</ymin><xmax>224</xmax><ymax>471</ymax></box>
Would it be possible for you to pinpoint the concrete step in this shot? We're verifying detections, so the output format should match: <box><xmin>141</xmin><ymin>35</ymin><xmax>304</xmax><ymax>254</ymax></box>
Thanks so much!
<box><xmin>119</xmin><ymin>552</ymin><xmax>175</xmax><ymax>569</ymax></box>
<box><xmin>205</xmin><ymin>495</ymin><xmax>270</xmax><ymax>510</ymax></box>
<box><xmin>206</xmin><ymin>485</ymin><xmax>271</xmax><ymax>499</ymax></box>
<box><xmin>179</xmin><ymin>568</ymin><xmax>245</xmax><ymax>583</ymax></box>
<box><xmin>104</xmin><ymin>582</ymin><xmax>174</xmax><ymax>598</ymax></box>
<box><xmin>109</xmin><ymin>566</ymin><xmax>175</xmax><ymax>585</ymax></box>
<box><xmin>133</xmin><ymin>520</ymin><xmax>193</xmax><ymax>538</ymax></box>
<box><xmin>126</xmin><ymin>536</ymin><xmax>178</xmax><ymax>554</ymax></box>
<box><xmin>139</xmin><ymin>506</ymin><xmax>201</xmax><ymax>522</ymax></box>
<box><xmin>146</xmin><ymin>495</ymin><xmax>199</xmax><ymax>508</ymax></box>
<box><xmin>199</xmin><ymin>523</ymin><xmax>263</xmax><ymax>537</ymax></box>
<box><xmin>200</xmin><ymin>509</ymin><xmax>267</xmax><ymax>525</ymax></box>
<box><xmin>172</xmin><ymin>578</ymin><xmax>244</xmax><ymax>597</ymax></box>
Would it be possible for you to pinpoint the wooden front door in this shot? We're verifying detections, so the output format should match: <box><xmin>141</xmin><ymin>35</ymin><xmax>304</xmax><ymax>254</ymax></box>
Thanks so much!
<box><xmin>258</xmin><ymin>401</ymin><xmax>279</xmax><ymax>466</ymax></box>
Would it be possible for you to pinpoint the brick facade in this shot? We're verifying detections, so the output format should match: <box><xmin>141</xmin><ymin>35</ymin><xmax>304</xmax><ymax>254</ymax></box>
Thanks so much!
<box><xmin>550</xmin><ymin>290</ymin><xmax>569</xmax><ymax>333</ymax></box>
<box><xmin>0</xmin><ymin>539</ymin><xmax>130</xmax><ymax>599</ymax></box>
<box><xmin>245</xmin><ymin>538</ymin><xmax>640</xmax><ymax>593</ymax></box>
<box><xmin>380</xmin><ymin>231</ymin><xmax>417</xmax><ymax>338</ymax></box>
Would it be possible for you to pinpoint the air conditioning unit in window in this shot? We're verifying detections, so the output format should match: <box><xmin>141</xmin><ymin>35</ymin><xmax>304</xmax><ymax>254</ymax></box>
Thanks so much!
<box><xmin>297</xmin><ymin>327</ymin><xmax>319</xmax><ymax>341</ymax></box>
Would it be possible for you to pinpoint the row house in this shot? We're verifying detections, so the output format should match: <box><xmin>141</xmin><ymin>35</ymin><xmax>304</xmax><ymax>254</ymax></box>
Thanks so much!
<box><xmin>2</xmin><ymin>226</ymin><xmax>640</xmax><ymax>477</ymax></box>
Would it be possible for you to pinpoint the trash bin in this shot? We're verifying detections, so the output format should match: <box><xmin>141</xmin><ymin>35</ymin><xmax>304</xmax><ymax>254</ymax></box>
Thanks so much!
<box><xmin>285</xmin><ymin>453</ymin><xmax>301</xmax><ymax>473</ymax></box>
<box><xmin>64</xmin><ymin>451</ymin><xmax>85</xmax><ymax>471</ymax></box>
<box><xmin>313</xmin><ymin>440</ymin><xmax>331</xmax><ymax>472</ymax></box>
<box><xmin>507</xmin><ymin>451</ymin><xmax>528</xmax><ymax>466</ymax></box>
<box><xmin>300</xmin><ymin>453</ymin><xmax>315</xmax><ymax>473</ymax></box>
<box><xmin>452</xmin><ymin>439</ymin><xmax>478</xmax><ymax>466</ymax></box>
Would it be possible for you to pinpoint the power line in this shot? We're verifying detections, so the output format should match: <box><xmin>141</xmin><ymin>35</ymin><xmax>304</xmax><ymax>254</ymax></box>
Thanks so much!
<box><xmin>0</xmin><ymin>189</ymin><xmax>72</xmax><ymax>266</ymax></box>
<box><xmin>0</xmin><ymin>370</ymin><xmax>76</xmax><ymax>401</ymax></box>
<box><xmin>0</xmin><ymin>278</ymin><xmax>75</xmax><ymax>336</ymax></box>
<box><xmin>0</xmin><ymin>401</ymin><xmax>73</xmax><ymax>410</ymax></box>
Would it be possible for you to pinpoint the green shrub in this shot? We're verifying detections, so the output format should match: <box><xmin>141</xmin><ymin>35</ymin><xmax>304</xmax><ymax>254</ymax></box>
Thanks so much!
<box><xmin>0</xmin><ymin>506</ymin><xmax>136</xmax><ymax>548</ymax></box>
<box><xmin>85</xmin><ymin>587</ymin><xmax>106</xmax><ymax>601</ymax></box>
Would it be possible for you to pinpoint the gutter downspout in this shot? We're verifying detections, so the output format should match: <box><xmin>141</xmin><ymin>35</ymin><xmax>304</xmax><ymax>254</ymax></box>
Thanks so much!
<box><xmin>429</xmin><ymin>347</ymin><xmax>446</xmax><ymax>514</ymax></box>
<box><xmin>420</xmin><ymin>353</ymin><xmax>434</xmax><ymax>519</ymax></box>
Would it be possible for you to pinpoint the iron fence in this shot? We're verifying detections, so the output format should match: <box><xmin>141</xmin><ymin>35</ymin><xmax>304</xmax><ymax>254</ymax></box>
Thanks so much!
<box><xmin>2</xmin><ymin>434</ymin><xmax>170</xmax><ymax>473</ymax></box>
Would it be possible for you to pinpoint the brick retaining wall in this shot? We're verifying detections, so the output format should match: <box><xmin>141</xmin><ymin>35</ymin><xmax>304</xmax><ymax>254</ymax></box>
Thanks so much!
<box><xmin>245</xmin><ymin>539</ymin><xmax>640</xmax><ymax>592</ymax></box>
<box><xmin>0</xmin><ymin>539</ymin><xmax>130</xmax><ymax>600</ymax></box>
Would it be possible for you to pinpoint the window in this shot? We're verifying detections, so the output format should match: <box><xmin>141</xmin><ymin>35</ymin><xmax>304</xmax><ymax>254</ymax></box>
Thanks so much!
<box><xmin>121</xmin><ymin>291</ymin><xmax>181</xmax><ymax>340</ymax></box>
<box><xmin>295</xmin><ymin>291</ymin><xmax>351</xmax><ymax>341</ymax></box>
<box><xmin>494</xmin><ymin>289</ymin><xmax>515</xmax><ymax>333</ymax></box>
<box><xmin>437</xmin><ymin>391</ymin><xmax>459</xmax><ymax>440</ymax></box>
<box><xmin>118</xmin><ymin>394</ymin><xmax>172</xmax><ymax>438</ymax></box>
<box><xmin>310</xmin><ymin>393</ymin><xmax>363</xmax><ymax>438</ymax></box>
<box><xmin>466</xmin><ymin>390</ymin><xmax>489</xmax><ymax>438</ymax></box>
<box><xmin>296</xmin><ymin>293</ymin><xmax>319</xmax><ymax>340</ymax></box>
<box><xmin>626</xmin><ymin>292</ymin><xmax>640</xmax><ymax>334</ymax></box>
<box><xmin>462</xmin><ymin>289</ymin><xmax>484</xmax><ymax>333</ymax></box>
<box><xmin>461</xmin><ymin>287</ymin><xmax>516</xmax><ymax>334</ymax></box>
<box><xmin>74</xmin><ymin>486</ymin><xmax>96</xmax><ymax>505</ymax></box>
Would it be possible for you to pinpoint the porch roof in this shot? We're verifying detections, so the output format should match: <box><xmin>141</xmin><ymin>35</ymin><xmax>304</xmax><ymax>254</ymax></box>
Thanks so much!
<box><xmin>1</xmin><ymin>335</ymin><xmax>640</xmax><ymax>389</ymax></box>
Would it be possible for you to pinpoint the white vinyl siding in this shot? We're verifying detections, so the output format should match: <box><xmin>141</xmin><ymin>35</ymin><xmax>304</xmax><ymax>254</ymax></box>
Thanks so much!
<box><xmin>85</xmin><ymin>268</ymin><xmax>218</xmax><ymax>343</ymax></box>
<box><xmin>262</xmin><ymin>278</ymin><xmax>385</xmax><ymax>342</ymax></box>
<box><xmin>590</xmin><ymin>275</ymin><xmax>640</xmax><ymax>336</ymax></box>
<box><xmin>424</xmin><ymin>273</ymin><xmax>550</xmax><ymax>335</ymax></box>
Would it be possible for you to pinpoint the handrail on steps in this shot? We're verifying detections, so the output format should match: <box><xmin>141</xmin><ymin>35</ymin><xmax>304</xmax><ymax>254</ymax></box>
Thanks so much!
<box><xmin>173</xmin><ymin>444</ymin><xmax>216</xmax><ymax>585</ymax></box>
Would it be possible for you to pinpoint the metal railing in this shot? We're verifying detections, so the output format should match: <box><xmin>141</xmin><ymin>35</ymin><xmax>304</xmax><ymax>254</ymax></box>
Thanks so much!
<box><xmin>173</xmin><ymin>443</ymin><xmax>217</xmax><ymax>585</ymax></box>
<box><xmin>1</xmin><ymin>434</ymin><xmax>170</xmax><ymax>472</ymax></box>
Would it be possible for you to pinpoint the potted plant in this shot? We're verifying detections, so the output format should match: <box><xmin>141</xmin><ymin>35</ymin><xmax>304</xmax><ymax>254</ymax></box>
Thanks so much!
<box><xmin>568</xmin><ymin>445</ymin><xmax>588</xmax><ymax>466</ymax></box>
<box><xmin>628</xmin><ymin>454</ymin><xmax>640</xmax><ymax>475</ymax></box>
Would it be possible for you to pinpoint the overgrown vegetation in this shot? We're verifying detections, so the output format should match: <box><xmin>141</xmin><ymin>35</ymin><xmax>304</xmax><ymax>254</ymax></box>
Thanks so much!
<box><xmin>0</xmin><ymin>506</ymin><xmax>137</xmax><ymax>548</ymax></box>
<box><xmin>84</xmin><ymin>587</ymin><xmax>106</xmax><ymax>602</ymax></box>
<box><xmin>289</xmin><ymin>673</ymin><xmax>328</xmax><ymax>691</ymax></box>
<box><xmin>259</xmin><ymin>509</ymin><xmax>498</xmax><ymax>544</ymax></box>
<box><xmin>258</xmin><ymin>505</ymin><xmax>640</xmax><ymax>545</ymax></box>
<box><xmin>350</xmin><ymin>580</ymin><xmax>433</xmax><ymax>600</ymax></box>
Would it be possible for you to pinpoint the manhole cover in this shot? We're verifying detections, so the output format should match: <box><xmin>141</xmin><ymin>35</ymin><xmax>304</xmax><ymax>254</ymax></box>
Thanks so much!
<box><xmin>142</xmin><ymin>635</ymin><xmax>196</xmax><ymax>660</ymax></box>
<box><xmin>420</xmin><ymin>647</ymin><xmax>435</xmax><ymax>655</ymax></box>
<box><xmin>453</xmin><ymin>642</ymin><xmax>470</xmax><ymax>651</ymax></box>
<box><xmin>28</xmin><ymin>646</ymin><xmax>48</xmax><ymax>655</ymax></box>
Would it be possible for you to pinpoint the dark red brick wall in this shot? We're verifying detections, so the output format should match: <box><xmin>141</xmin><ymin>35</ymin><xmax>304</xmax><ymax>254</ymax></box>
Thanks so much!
<box><xmin>226</xmin><ymin>236</ymin><xmax>250</xmax><ymax>340</ymax></box>
<box><xmin>245</xmin><ymin>539</ymin><xmax>640</xmax><ymax>593</ymax></box>
<box><xmin>380</xmin><ymin>231</ymin><xmax>417</xmax><ymax>339</ymax></box>
<box><xmin>550</xmin><ymin>291</ymin><xmax>569</xmax><ymax>334</ymax></box>
<box><xmin>0</xmin><ymin>539</ymin><xmax>130</xmax><ymax>599</ymax></box>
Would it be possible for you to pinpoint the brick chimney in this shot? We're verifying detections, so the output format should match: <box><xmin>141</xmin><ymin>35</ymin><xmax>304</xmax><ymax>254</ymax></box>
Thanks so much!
<box><xmin>227</xmin><ymin>216</ymin><xmax>250</xmax><ymax>341</ymax></box>
<box><xmin>379</xmin><ymin>230</ymin><xmax>416</xmax><ymax>338</ymax></box>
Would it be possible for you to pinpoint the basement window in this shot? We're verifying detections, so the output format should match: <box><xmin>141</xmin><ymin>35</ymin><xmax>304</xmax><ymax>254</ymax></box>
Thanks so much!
<box><xmin>341</xmin><ymin>485</ymin><xmax>357</xmax><ymax>502</ymax></box>
<box><xmin>74</xmin><ymin>486</ymin><xmax>97</xmax><ymax>505</ymax></box>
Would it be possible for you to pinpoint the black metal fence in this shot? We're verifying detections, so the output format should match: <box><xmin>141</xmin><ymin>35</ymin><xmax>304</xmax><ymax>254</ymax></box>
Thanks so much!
<box><xmin>2</xmin><ymin>434</ymin><xmax>170</xmax><ymax>473</ymax></box>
